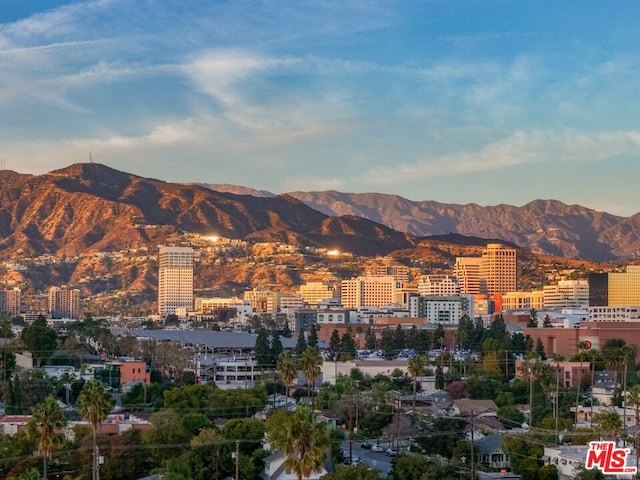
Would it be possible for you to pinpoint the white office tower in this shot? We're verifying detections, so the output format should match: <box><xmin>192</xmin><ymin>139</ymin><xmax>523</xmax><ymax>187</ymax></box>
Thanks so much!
<box><xmin>158</xmin><ymin>246</ymin><xmax>194</xmax><ymax>317</ymax></box>
<box><xmin>453</xmin><ymin>257</ymin><xmax>482</xmax><ymax>294</ymax></box>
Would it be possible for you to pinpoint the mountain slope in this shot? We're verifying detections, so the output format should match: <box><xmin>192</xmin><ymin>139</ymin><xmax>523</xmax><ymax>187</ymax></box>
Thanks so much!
<box><xmin>284</xmin><ymin>191</ymin><xmax>634</xmax><ymax>261</ymax></box>
<box><xmin>0</xmin><ymin>164</ymin><xmax>415</xmax><ymax>258</ymax></box>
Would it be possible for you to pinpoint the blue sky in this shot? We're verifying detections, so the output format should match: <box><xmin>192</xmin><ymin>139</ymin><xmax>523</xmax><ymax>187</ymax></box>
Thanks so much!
<box><xmin>1</xmin><ymin>1</ymin><xmax>640</xmax><ymax>215</ymax></box>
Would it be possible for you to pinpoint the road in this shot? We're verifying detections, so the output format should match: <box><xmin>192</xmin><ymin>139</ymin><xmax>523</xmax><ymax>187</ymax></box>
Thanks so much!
<box><xmin>340</xmin><ymin>440</ymin><xmax>394</xmax><ymax>477</ymax></box>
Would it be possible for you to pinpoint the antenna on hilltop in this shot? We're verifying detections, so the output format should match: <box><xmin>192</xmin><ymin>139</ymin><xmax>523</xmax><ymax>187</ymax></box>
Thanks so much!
<box><xmin>89</xmin><ymin>151</ymin><xmax>93</xmax><ymax>163</ymax></box>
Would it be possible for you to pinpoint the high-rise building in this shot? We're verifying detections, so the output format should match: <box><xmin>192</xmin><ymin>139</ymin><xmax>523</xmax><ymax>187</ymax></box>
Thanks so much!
<box><xmin>453</xmin><ymin>257</ymin><xmax>482</xmax><ymax>294</ymax></box>
<box><xmin>48</xmin><ymin>286</ymin><xmax>81</xmax><ymax>319</ymax></box>
<box><xmin>417</xmin><ymin>275</ymin><xmax>460</xmax><ymax>296</ymax></box>
<box><xmin>158</xmin><ymin>246</ymin><xmax>194</xmax><ymax>317</ymax></box>
<box><xmin>341</xmin><ymin>275</ymin><xmax>399</xmax><ymax>308</ymax></box>
<box><xmin>479</xmin><ymin>243</ymin><xmax>517</xmax><ymax>295</ymax></box>
<box><xmin>0</xmin><ymin>287</ymin><xmax>21</xmax><ymax>317</ymax></box>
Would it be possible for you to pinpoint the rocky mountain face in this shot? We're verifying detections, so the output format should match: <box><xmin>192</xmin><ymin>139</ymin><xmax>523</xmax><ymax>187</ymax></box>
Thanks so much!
<box><xmin>284</xmin><ymin>191</ymin><xmax>640</xmax><ymax>261</ymax></box>
<box><xmin>0</xmin><ymin>163</ymin><xmax>415</xmax><ymax>259</ymax></box>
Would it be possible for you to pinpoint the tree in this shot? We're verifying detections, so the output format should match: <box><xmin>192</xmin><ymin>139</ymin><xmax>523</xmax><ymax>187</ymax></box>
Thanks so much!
<box><xmin>277</xmin><ymin>351</ymin><xmax>299</xmax><ymax>399</ymax></box>
<box><xmin>527</xmin><ymin>308</ymin><xmax>538</xmax><ymax>328</ymax></box>
<box><xmin>254</xmin><ymin>327</ymin><xmax>270</xmax><ymax>369</ymax></box>
<box><xmin>266</xmin><ymin>405</ymin><xmax>330</xmax><ymax>480</ymax></box>
<box><xmin>270</xmin><ymin>329</ymin><xmax>283</xmax><ymax>367</ymax></box>
<box><xmin>407</xmin><ymin>354</ymin><xmax>427</xmax><ymax>409</ymax></box>
<box><xmin>542</xmin><ymin>315</ymin><xmax>553</xmax><ymax>328</ymax></box>
<box><xmin>593</xmin><ymin>409</ymin><xmax>622</xmax><ymax>439</ymax></box>
<box><xmin>340</xmin><ymin>331</ymin><xmax>357</xmax><ymax>361</ymax></box>
<box><xmin>77</xmin><ymin>380</ymin><xmax>115</xmax><ymax>480</ymax></box>
<box><xmin>364</xmin><ymin>328</ymin><xmax>377</xmax><ymax>351</ymax></box>
<box><xmin>307</xmin><ymin>324</ymin><xmax>319</xmax><ymax>349</ymax></box>
<box><xmin>535</xmin><ymin>337</ymin><xmax>546</xmax><ymax>360</ymax></box>
<box><xmin>575</xmin><ymin>340</ymin><xmax>589</xmax><ymax>426</ymax></box>
<box><xmin>300</xmin><ymin>347</ymin><xmax>322</xmax><ymax>407</ymax></box>
<box><xmin>295</xmin><ymin>330</ymin><xmax>308</xmax><ymax>356</ymax></box>
<box><xmin>328</xmin><ymin>330</ymin><xmax>341</xmax><ymax>361</ymax></box>
<box><xmin>27</xmin><ymin>396</ymin><xmax>66</xmax><ymax>480</ymax></box>
<box><xmin>20</xmin><ymin>318</ymin><xmax>57</xmax><ymax>367</ymax></box>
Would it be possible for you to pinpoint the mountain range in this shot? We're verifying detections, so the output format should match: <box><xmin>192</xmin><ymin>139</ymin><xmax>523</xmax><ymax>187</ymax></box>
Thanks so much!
<box><xmin>204</xmin><ymin>184</ymin><xmax>640</xmax><ymax>262</ymax></box>
<box><xmin>0</xmin><ymin>163</ymin><xmax>637</xmax><ymax>263</ymax></box>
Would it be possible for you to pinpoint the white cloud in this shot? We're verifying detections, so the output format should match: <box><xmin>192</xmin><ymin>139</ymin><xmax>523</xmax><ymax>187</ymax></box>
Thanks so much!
<box><xmin>362</xmin><ymin>129</ymin><xmax>640</xmax><ymax>186</ymax></box>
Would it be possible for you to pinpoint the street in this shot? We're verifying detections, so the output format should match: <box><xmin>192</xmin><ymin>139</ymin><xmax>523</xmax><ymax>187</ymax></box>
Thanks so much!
<box><xmin>341</xmin><ymin>440</ymin><xmax>394</xmax><ymax>477</ymax></box>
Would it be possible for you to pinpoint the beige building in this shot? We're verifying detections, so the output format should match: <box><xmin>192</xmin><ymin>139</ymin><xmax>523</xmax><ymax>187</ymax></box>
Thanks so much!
<box><xmin>341</xmin><ymin>275</ymin><xmax>400</xmax><ymax>308</ymax></box>
<box><xmin>298</xmin><ymin>281</ymin><xmax>337</xmax><ymax>306</ymax></box>
<box><xmin>502</xmin><ymin>290</ymin><xmax>544</xmax><ymax>311</ymax></box>
<box><xmin>453</xmin><ymin>257</ymin><xmax>482</xmax><ymax>294</ymax></box>
<box><xmin>479</xmin><ymin>243</ymin><xmax>517</xmax><ymax>294</ymax></box>
<box><xmin>158</xmin><ymin>246</ymin><xmax>194</xmax><ymax>317</ymax></box>
<box><xmin>48</xmin><ymin>286</ymin><xmax>81</xmax><ymax>319</ymax></box>
<box><xmin>367</xmin><ymin>264</ymin><xmax>411</xmax><ymax>284</ymax></box>
<box><xmin>243</xmin><ymin>286</ymin><xmax>271</xmax><ymax>312</ymax></box>
<box><xmin>609</xmin><ymin>265</ymin><xmax>640</xmax><ymax>306</ymax></box>
<box><xmin>0</xmin><ymin>287</ymin><xmax>21</xmax><ymax>317</ymax></box>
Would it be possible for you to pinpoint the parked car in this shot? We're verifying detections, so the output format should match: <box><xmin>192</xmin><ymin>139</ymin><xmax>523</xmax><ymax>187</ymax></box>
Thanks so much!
<box><xmin>350</xmin><ymin>457</ymin><xmax>361</xmax><ymax>466</ymax></box>
<box><xmin>361</xmin><ymin>441</ymin><xmax>373</xmax><ymax>449</ymax></box>
<box><xmin>371</xmin><ymin>444</ymin><xmax>385</xmax><ymax>453</ymax></box>
<box><xmin>385</xmin><ymin>448</ymin><xmax>399</xmax><ymax>456</ymax></box>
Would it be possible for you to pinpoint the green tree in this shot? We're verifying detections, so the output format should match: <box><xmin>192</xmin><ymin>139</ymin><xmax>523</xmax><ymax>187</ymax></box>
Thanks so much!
<box><xmin>20</xmin><ymin>317</ymin><xmax>57</xmax><ymax>367</ymax></box>
<box><xmin>7</xmin><ymin>469</ymin><xmax>41</xmax><ymax>480</ymax></box>
<box><xmin>320</xmin><ymin>463</ymin><xmax>383</xmax><ymax>480</ymax></box>
<box><xmin>270</xmin><ymin>329</ymin><xmax>283</xmax><ymax>367</ymax></box>
<box><xmin>277</xmin><ymin>351</ymin><xmax>299</xmax><ymax>399</ymax></box>
<box><xmin>407</xmin><ymin>354</ymin><xmax>427</xmax><ymax>410</ymax></box>
<box><xmin>27</xmin><ymin>396</ymin><xmax>66</xmax><ymax>480</ymax></box>
<box><xmin>254</xmin><ymin>327</ymin><xmax>271</xmax><ymax>369</ymax></box>
<box><xmin>143</xmin><ymin>409</ymin><xmax>189</xmax><ymax>464</ymax></box>
<box><xmin>340</xmin><ymin>331</ymin><xmax>357</xmax><ymax>361</ymax></box>
<box><xmin>364</xmin><ymin>328</ymin><xmax>377</xmax><ymax>351</ymax></box>
<box><xmin>266</xmin><ymin>405</ymin><xmax>330</xmax><ymax>480</ymax></box>
<box><xmin>307</xmin><ymin>324</ymin><xmax>319</xmax><ymax>349</ymax></box>
<box><xmin>295</xmin><ymin>330</ymin><xmax>308</xmax><ymax>356</ymax></box>
<box><xmin>328</xmin><ymin>330</ymin><xmax>341</xmax><ymax>361</ymax></box>
<box><xmin>100</xmin><ymin>429</ymin><xmax>153</xmax><ymax>480</ymax></box>
<box><xmin>527</xmin><ymin>308</ymin><xmax>538</xmax><ymax>328</ymax></box>
<box><xmin>77</xmin><ymin>380</ymin><xmax>115</xmax><ymax>480</ymax></box>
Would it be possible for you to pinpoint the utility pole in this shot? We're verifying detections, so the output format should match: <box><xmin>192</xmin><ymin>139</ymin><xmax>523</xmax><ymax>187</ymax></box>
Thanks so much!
<box><xmin>470</xmin><ymin>411</ymin><xmax>475</xmax><ymax>480</ymax></box>
<box><xmin>235</xmin><ymin>440</ymin><xmax>240</xmax><ymax>480</ymax></box>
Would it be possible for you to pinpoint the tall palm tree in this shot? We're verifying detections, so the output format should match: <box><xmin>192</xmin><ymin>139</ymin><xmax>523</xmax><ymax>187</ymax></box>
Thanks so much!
<box><xmin>300</xmin><ymin>347</ymin><xmax>322</xmax><ymax>409</ymax></box>
<box><xmin>77</xmin><ymin>380</ymin><xmax>115</xmax><ymax>480</ymax></box>
<box><xmin>575</xmin><ymin>340</ymin><xmax>588</xmax><ymax>426</ymax></box>
<box><xmin>407</xmin><ymin>354</ymin><xmax>427</xmax><ymax>410</ymax></box>
<box><xmin>266</xmin><ymin>405</ymin><xmax>330</xmax><ymax>480</ymax></box>
<box><xmin>551</xmin><ymin>353</ymin><xmax>565</xmax><ymax>444</ymax></box>
<box><xmin>277</xmin><ymin>351</ymin><xmax>299</xmax><ymax>400</ymax></box>
<box><xmin>27</xmin><ymin>396</ymin><xmax>66</xmax><ymax>480</ymax></box>
<box><xmin>621</xmin><ymin>344</ymin><xmax>636</xmax><ymax>432</ymax></box>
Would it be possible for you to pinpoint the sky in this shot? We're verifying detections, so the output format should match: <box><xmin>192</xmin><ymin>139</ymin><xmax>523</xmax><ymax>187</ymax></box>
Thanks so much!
<box><xmin>1</xmin><ymin>1</ymin><xmax>640</xmax><ymax>216</ymax></box>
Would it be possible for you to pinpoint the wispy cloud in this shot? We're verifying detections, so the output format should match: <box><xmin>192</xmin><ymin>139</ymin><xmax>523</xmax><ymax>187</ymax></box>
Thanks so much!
<box><xmin>362</xmin><ymin>129</ymin><xmax>640</xmax><ymax>186</ymax></box>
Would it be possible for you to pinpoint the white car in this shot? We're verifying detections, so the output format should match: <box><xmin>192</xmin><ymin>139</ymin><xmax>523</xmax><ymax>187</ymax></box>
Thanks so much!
<box><xmin>371</xmin><ymin>444</ymin><xmax>385</xmax><ymax>453</ymax></box>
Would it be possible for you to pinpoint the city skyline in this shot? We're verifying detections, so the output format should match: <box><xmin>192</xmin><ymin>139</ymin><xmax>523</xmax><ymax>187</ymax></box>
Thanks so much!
<box><xmin>1</xmin><ymin>1</ymin><xmax>640</xmax><ymax>215</ymax></box>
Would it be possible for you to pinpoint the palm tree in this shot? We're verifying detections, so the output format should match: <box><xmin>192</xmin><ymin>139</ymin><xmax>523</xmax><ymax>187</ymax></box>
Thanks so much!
<box><xmin>407</xmin><ymin>354</ymin><xmax>427</xmax><ymax>410</ymax></box>
<box><xmin>27</xmin><ymin>396</ymin><xmax>66</xmax><ymax>480</ymax></box>
<box><xmin>266</xmin><ymin>405</ymin><xmax>330</xmax><ymax>480</ymax></box>
<box><xmin>575</xmin><ymin>340</ymin><xmax>588</xmax><ymax>426</ymax></box>
<box><xmin>277</xmin><ymin>351</ymin><xmax>299</xmax><ymax>400</ymax></box>
<box><xmin>300</xmin><ymin>347</ymin><xmax>322</xmax><ymax>408</ymax></box>
<box><xmin>551</xmin><ymin>353</ymin><xmax>565</xmax><ymax>444</ymax></box>
<box><xmin>621</xmin><ymin>344</ymin><xmax>636</xmax><ymax>432</ymax></box>
<box><xmin>77</xmin><ymin>380</ymin><xmax>115</xmax><ymax>480</ymax></box>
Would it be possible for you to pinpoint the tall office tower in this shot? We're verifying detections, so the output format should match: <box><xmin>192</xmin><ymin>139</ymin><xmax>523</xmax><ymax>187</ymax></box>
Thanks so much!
<box><xmin>453</xmin><ymin>257</ymin><xmax>482</xmax><ymax>294</ymax></box>
<box><xmin>367</xmin><ymin>264</ymin><xmax>411</xmax><ymax>284</ymax></box>
<box><xmin>340</xmin><ymin>275</ymin><xmax>399</xmax><ymax>308</ymax></box>
<box><xmin>158</xmin><ymin>246</ymin><xmax>194</xmax><ymax>317</ymax></box>
<box><xmin>479</xmin><ymin>243</ymin><xmax>517</xmax><ymax>295</ymax></box>
<box><xmin>417</xmin><ymin>275</ymin><xmax>461</xmax><ymax>296</ymax></box>
<box><xmin>48</xmin><ymin>286</ymin><xmax>81</xmax><ymax>319</ymax></box>
<box><xmin>0</xmin><ymin>287</ymin><xmax>21</xmax><ymax>317</ymax></box>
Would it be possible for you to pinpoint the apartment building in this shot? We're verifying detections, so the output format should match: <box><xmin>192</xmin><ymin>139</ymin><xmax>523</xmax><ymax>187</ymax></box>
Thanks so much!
<box><xmin>48</xmin><ymin>286</ymin><xmax>81</xmax><ymax>319</ymax></box>
<box><xmin>158</xmin><ymin>246</ymin><xmax>194</xmax><ymax>317</ymax></box>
